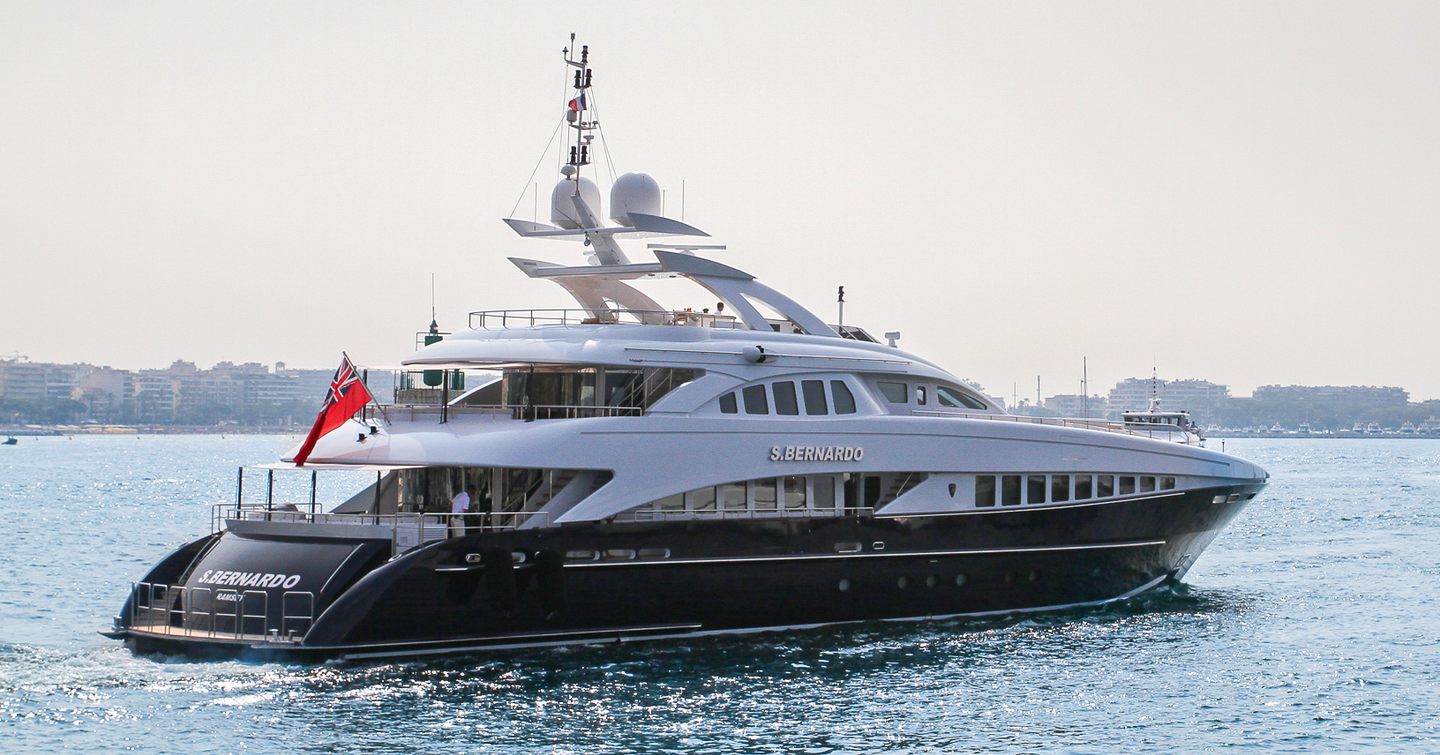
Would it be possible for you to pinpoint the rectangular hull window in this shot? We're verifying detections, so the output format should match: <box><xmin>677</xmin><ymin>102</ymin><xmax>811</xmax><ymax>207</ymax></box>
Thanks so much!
<box><xmin>975</xmin><ymin>476</ymin><xmax>996</xmax><ymax>507</ymax></box>
<box><xmin>1051</xmin><ymin>475</ymin><xmax>1070</xmax><ymax>502</ymax></box>
<box><xmin>1027</xmin><ymin>475</ymin><xmax>1046</xmax><ymax>504</ymax></box>
<box><xmin>1001</xmin><ymin>475</ymin><xmax>1021</xmax><ymax>505</ymax></box>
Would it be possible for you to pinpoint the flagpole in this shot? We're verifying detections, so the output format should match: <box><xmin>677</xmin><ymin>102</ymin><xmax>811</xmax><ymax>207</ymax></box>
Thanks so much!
<box><xmin>344</xmin><ymin>350</ymin><xmax>389</xmax><ymax>427</ymax></box>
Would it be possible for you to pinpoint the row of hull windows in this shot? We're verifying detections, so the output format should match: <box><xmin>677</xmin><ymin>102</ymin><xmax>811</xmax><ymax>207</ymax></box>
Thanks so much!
<box><xmin>720</xmin><ymin>379</ymin><xmax>857</xmax><ymax>416</ymax></box>
<box><xmin>627</xmin><ymin>475</ymin><xmax>842</xmax><ymax>518</ymax></box>
<box><xmin>624</xmin><ymin>473</ymin><xmax>927</xmax><ymax>520</ymax></box>
<box><xmin>974</xmin><ymin>473</ymin><xmax>1177</xmax><ymax>507</ymax></box>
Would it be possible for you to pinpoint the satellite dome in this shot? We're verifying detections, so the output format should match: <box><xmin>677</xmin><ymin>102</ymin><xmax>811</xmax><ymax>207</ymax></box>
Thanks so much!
<box><xmin>551</xmin><ymin>177</ymin><xmax>602</xmax><ymax>230</ymax></box>
<box><xmin>609</xmin><ymin>172</ymin><xmax>662</xmax><ymax>226</ymax></box>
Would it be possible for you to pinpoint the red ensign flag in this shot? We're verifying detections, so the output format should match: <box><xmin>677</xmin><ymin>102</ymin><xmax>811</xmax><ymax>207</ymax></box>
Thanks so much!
<box><xmin>293</xmin><ymin>354</ymin><xmax>373</xmax><ymax>466</ymax></box>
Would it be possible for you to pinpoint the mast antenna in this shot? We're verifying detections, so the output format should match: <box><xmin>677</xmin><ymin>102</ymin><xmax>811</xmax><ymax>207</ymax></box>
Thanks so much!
<box><xmin>837</xmin><ymin>286</ymin><xmax>845</xmax><ymax>327</ymax></box>
<box><xmin>430</xmin><ymin>273</ymin><xmax>437</xmax><ymax>328</ymax></box>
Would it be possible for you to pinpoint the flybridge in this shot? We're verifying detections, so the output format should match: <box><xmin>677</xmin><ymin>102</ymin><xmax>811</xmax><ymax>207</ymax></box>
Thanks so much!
<box><xmin>498</xmin><ymin>39</ymin><xmax>841</xmax><ymax>339</ymax></box>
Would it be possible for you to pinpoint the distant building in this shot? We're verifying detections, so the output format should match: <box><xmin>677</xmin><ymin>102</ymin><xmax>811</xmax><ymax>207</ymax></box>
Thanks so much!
<box><xmin>1043</xmin><ymin>393</ymin><xmax>1109</xmax><ymax>418</ymax></box>
<box><xmin>1107</xmin><ymin>377</ymin><xmax>1229</xmax><ymax>427</ymax></box>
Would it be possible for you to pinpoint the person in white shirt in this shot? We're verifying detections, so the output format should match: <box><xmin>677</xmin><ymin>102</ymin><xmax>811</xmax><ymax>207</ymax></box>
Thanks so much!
<box><xmin>450</xmin><ymin>486</ymin><xmax>472</xmax><ymax>535</ymax></box>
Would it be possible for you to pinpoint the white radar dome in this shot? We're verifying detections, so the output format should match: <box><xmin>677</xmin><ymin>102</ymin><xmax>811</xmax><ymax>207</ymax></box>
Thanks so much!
<box><xmin>551</xmin><ymin>177</ymin><xmax>602</xmax><ymax>230</ymax></box>
<box><xmin>609</xmin><ymin>172</ymin><xmax>662</xmax><ymax>227</ymax></box>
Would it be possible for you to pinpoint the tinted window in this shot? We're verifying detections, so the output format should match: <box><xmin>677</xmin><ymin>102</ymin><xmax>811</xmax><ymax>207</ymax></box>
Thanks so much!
<box><xmin>1140</xmin><ymin>476</ymin><xmax>1156</xmax><ymax>493</ymax></box>
<box><xmin>688</xmin><ymin>486</ymin><xmax>717</xmax><ymax>512</ymax></box>
<box><xmin>1097</xmin><ymin>475</ymin><xmax>1115</xmax><ymax>497</ymax></box>
<box><xmin>773</xmin><ymin>381</ymin><xmax>799</xmax><ymax>415</ymax></box>
<box><xmin>937</xmin><ymin>386</ymin><xmax>988</xmax><ymax>410</ymax></box>
<box><xmin>782</xmin><ymin>476</ymin><xmax>806</xmax><ymax>510</ymax></box>
<box><xmin>1027</xmin><ymin>475</ymin><xmax>1046</xmax><ymax>504</ymax></box>
<box><xmin>1161</xmin><ymin>476</ymin><xmax>1176</xmax><ymax>490</ymax></box>
<box><xmin>752</xmin><ymin>479</ymin><xmax>777</xmax><ymax>511</ymax></box>
<box><xmin>802</xmin><ymin>380</ymin><xmax>828</xmax><ymax>415</ymax></box>
<box><xmin>831</xmin><ymin>380</ymin><xmax>857</xmax><ymax>414</ymax></box>
<box><xmin>812</xmin><ymin>476</ymin><xmax>836</xmax><ymax>510</ymax></box>
<box><xmin>878</xmin><ymin>381</ymin><xmax>908</xmax><ymax>403</ymax></box>
<box><xmin>1075</xmin><ymin>475</ymin><xmax>1093</xmax><ymax>500</ymax></box>
<box><xmin>743</xmin><ymin>385</ymin><xmax>769</xmax><ymax>414</ymax></box>
<box><xmin>1051</xmin><ymin>475</ymin><xmax>1070</xmax><ymax>502</ymax></box>
<box><xmin>719</xmin><ymin>482</ymin><xmax>746</xmax><ymax>511</ymax></box>
<box><xmin>1001</xmin><ymin>475</ymin><xmax>1021</xmax><ymax>505</ymax></box>
<box><xmin>719</xmin><ymin>393</ymin><xmax>737</xmax><ymax>414</ymax></box>
<box><xmin>975</xmin><ymin>476</ymin><xmax>996</xmax><ymax>507</ymax></box>
<box><xmin>1119</xmin><ymin>476</ymin><xmax>1136</xmax><ymax>495</ymax></box>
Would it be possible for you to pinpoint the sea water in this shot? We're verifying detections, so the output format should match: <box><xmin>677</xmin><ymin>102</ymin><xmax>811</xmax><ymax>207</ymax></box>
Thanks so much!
<box><xmin>1</xmin><ymin>436</ymin><xmax>1437</xmax><ymax>752</ymax></box>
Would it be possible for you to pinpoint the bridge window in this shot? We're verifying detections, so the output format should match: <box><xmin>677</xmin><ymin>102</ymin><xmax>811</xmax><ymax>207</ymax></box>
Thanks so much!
<box><xmin>1119</xmin><ymin>476</ymin><xmax>1136</xmax><ymax>495</ymax></box>
<box><xmin>719</xmin><ymin>393</ymin><xmax>737</xmax><ymax>414</ymax></box>
<box><xmin>831</xmin><ymin>381</ymin><xmax>857</xmax><ymax>414</ymax></box>
<box><xmin>936</xmin><ymin>385</ymin><xmax>989</xmax><ymax>410</ymax></box>
<box><xmin>1097</xmin><ymin>475</ymin><xmax>1115</xmax><ymax>497</ymax></box>
<box><xmin>773</xmin><ymin>381</ymin><xmax>799</xmax><ymax>415</ymax></box>
<box><xmin>1140</xmin><ymin>476</ymin><xmax>1156</xmax><ymax>493</ymax></box>
<box><xmin>916</xmin><ymin>386</ymin><xmax>928</xmax><ymax>406</ymax></box>
<box><xmin>1161</xmin><ymin>476</ymin><xmax>1176</xmax><ymax>490</ymax></box>
<box><xmin>878</xmin><ymin>381</ymin><xmax>908</xmax><ymax>403</ymax></box>
<box><xmin>1075</xmin><ymin>475</ymin><xmax>1093</xmax><ymax>500</ymax></box>
<box><xmin>803</xmin><ymin>380</ymin><xmax>828</xmax><ymax>415</ymax></box>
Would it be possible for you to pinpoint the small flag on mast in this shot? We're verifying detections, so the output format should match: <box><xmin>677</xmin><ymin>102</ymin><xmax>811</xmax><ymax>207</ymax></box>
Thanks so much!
<box><xmin>567</xmin><ymin>92</ymin><xmax>587</xmax><ymax>112</ymax></box>
<box><xmin>293</xmin><ymin>353</ymin><xmax>373</xmax><ymax>466</ymax></box>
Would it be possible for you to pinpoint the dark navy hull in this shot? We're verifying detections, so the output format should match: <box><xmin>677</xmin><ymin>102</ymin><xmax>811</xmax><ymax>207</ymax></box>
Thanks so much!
<box><xmin>110</xmin><ymin>483</ymin><xmax>1259</xmax><ymax>661</ymax></box>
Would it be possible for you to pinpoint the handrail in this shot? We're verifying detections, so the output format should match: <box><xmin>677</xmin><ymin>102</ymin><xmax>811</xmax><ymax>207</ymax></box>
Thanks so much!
<box><xmin>911</xmin><ymin>409</ymin><xmax>1204</xmax><ymax>446</ymax></box>
<box><xmin>623</xmin><ymin>505</ymin><xmax>875</xmax><ymax>522</ymax></box>
<box><xmin>127</xmin><ymin>581</ymin><xmax>318</xmax><ymax>643</ymax></box>
<box><xmin>469</xmin><ymin>308</ymin><xmax>743</xmax><ymax>331</ymax></box>
<box><xmin>216</xmin><ymin>504</ymin><xmax>556</xmax><ymax>539</ymax></box>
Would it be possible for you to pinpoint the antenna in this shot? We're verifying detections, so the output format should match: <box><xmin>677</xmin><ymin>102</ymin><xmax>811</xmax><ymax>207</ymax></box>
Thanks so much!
<box><xmin>1082</xmin><ymin>356</ymin><xmax>1088</xmax><ymax>418</ymax></box>
<box><xmin>430</xmin><ymin>273</ymin><xmax>437</xmax><ymax>329</ymax></box>
<box><xmin>837</xmin><ymin>285</ymin><xmax>845</xmax><ymax>327</ymax></box>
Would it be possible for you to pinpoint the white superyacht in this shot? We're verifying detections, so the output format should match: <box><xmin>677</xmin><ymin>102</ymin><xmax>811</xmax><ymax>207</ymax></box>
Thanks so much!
<box><xmin>108</xmin><ymin>40</ymin><xmax>1267</xmax><ymax>660</ymax></box>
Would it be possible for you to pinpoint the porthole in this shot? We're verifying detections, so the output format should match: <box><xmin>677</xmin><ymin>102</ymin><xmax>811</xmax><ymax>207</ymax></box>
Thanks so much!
<box><xmin>637</xmin><ymin>547</ymin><xmax>671</xmax><ymax>559</ymax></box>
<box><xmin>954</xmin><ymin>574</ymin><xmax>967</xmax><ymax>587</ymax></box>
<box><xmin>925</xmin><ymin>575</ymin><xmax>938</xmax><ymax>588</ymax></box>
<box><xmin>838</xmin><ymin>578</ymin><xmax>852</xmax><ymax>592</ymax></box>
<box><xmin>1028</xmin><ymin>570</ymin><xmax>1038</xmax><ymax>582</ymax></box>
<box><xmin>897</xmin><ymin>576</ymin><xmax>909</xmax><ymax>589</ymax></box>
<box><xmin>602</xmin><ymin>549</ymin><xmax>636</xmax><ymax>561</ymax></box>
<box><xmin>565</xmin><ymin>549</ymin><xmax>599</xmax><ymax>561</ymax></box>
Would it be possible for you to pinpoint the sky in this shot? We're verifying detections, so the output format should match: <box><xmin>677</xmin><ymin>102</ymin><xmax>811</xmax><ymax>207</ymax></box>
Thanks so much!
<box><xmin>2</xmin><ymin>1</ymin><xmax>1438</xmax><ymax>401</ymax></box>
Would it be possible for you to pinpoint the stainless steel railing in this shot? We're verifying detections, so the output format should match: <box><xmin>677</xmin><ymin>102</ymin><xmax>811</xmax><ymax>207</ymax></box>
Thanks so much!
<box><xmin>213</xmin><ymin>503</ymin><xmax>555</xmax><ymax>543</ymax></box>
<box><xmin>126</xmin><ymin>581</ymin><xmax>316</xmax><ymax>644</ymax></box>
<box><xmin>911</xmin><ymin>410</ymin><xmax>1204</xmax><ymax>446</ymax></box>
<box><xmin>469</xmin><ymin>308</ymin><xmax>743</xmax><ymax>330</ymax></box>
